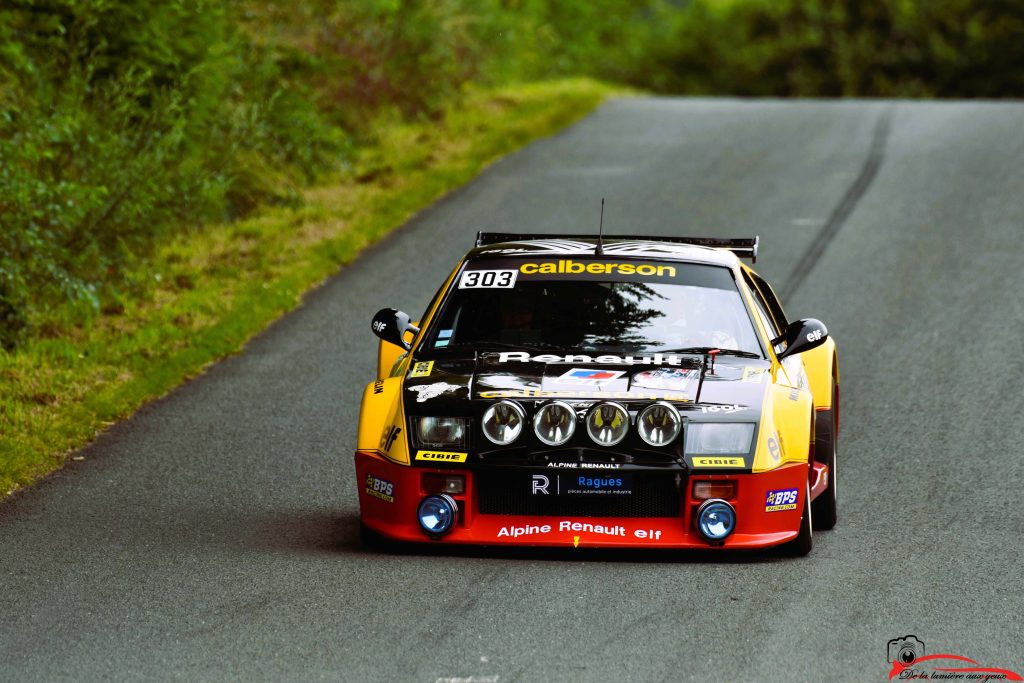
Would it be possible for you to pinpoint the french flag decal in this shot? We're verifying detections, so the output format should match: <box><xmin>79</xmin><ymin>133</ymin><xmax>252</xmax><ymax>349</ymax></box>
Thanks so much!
<box><xmin>558</xmin><ymin>368</ymin><xmax>626</xmax><ymax>385</ymax></box>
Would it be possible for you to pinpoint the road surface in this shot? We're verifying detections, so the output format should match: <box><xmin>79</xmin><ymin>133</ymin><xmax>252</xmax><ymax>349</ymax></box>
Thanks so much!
<box><xmin>2</xmin><ymin>98</ymin><xmax>1022</xmax><ymax>681</ymax></box>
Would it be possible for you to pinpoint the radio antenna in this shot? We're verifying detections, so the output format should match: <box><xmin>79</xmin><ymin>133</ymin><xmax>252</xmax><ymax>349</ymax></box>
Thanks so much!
<box><xmin>596</xmin><ymin>197</ymin><xmax>605</xmax><ymax>256</ymax></box>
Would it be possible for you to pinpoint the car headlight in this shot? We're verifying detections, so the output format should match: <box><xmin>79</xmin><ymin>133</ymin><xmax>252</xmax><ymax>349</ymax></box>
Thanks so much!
<box><xmin>482</xmin><ymin>400</ymin><xmax>525</xmax><ymax>446</ymax></box>
<box><xmin>586</xmin><ymin>402</ymin><xmax>629</xmax><ymax>447</ymax></box>
<box><xmin>533</xmin><ymin>401</ymin><xmax>576</xmax><ymax>446</ymax></box>
<box><xmin>413</xmin><ymin>416</ymin><xmax>470</xmax><ymax>449</ymax></box>
<box><xmin>637</xmin><ymin>402</ymin><xmax>681</xmax><ymax>446</ymax></box>
<box><xmin>684</xmin><ymin>423</ymin><xmax>755</xmax><ymax>455</ymax></box>
<box><xmin>696</xmin><ymin>499</ymin><xmax>736</xmax><ymax>543</ymax></box>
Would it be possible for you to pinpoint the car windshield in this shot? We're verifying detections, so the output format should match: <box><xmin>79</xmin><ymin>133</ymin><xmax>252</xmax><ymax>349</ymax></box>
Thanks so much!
<box><xmin>421</xmin><ymin>258</ymin><xmax>763</xmax><ymax>356</ymax></box>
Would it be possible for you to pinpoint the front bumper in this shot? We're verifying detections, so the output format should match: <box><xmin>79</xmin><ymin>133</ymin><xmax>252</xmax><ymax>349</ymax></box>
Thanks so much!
<box><xmin>354</xmin><ymin>450</ymin><xmax>808</xmax><ymax>550</ymax></box>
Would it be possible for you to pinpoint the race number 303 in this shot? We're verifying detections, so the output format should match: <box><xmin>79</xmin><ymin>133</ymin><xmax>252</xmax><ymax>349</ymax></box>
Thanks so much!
<box><xmin>458</xmin><ymin>269</ymin><xmax>518</xmax><ymax>289</ymax></box>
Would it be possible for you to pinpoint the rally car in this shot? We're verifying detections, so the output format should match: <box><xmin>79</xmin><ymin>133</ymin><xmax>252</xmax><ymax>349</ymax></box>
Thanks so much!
<box><xmin>355</xmin><ymin>233</ymin><xmax>839</xmax><ymax>556</ymax></box>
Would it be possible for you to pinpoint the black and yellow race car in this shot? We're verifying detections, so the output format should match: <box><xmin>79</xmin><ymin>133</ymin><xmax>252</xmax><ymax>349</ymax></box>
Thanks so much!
<box><xmin>355</xmin><ymin>233</ymin><xmax>839</xmax><ymax>555</ymax></box>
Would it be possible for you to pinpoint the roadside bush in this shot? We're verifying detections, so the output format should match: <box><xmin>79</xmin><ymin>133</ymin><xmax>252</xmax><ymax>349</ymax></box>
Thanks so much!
<box><xmin>0</xmin><ymin>0</ymin><xmax>346</xmax><ymax>346</ymax></box>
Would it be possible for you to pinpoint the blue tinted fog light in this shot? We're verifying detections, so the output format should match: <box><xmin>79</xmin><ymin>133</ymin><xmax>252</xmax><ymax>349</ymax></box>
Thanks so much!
<box><xmin>696</xmin><ymin>499</ymin><xmax>736</xmax><ymax>544</ymax></box>
<box><xmin>417</xmin><ymin>494</ymin><xmax>458</xmax><ymax>536</ymax></box>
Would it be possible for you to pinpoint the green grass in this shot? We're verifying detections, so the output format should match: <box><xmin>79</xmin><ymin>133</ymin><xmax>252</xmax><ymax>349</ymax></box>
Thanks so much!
<box><xmin>0</xmin><ymin>78</ymin><xmax>617</xmax><ymax>496</ymax></box>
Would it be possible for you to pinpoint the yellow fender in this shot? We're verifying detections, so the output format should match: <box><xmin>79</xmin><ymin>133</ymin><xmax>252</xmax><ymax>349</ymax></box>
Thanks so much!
<box><xmin>800</xmin><ymin>338</ymin><xmax>838</xmax><ymax>410</ymax></box>
<box><xmin>357</xmin><ymin>377</ymin><xmax>409</xmax><ymax>465</ymax></box>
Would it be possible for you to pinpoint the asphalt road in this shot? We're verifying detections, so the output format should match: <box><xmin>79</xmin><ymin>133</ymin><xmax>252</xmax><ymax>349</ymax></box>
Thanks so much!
<box><xmin>2</xmin><ymin>99</ymin><xmax>1023</xmax><ymax>682</ymax></box>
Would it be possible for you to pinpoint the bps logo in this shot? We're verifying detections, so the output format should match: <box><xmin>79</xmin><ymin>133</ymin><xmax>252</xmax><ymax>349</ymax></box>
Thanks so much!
<box><xmin>765</xmin><ymin>488</ymin><xmax>799</xmax><ymax>512</ymax></box>
<box><xmin>364</xmin><ymin>474</ymin><xmax>395</xmax><ymax>503</ymax></box>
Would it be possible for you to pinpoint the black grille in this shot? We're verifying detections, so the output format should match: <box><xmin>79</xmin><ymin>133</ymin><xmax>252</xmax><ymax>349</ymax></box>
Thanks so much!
<box><xmin>475</xmin><ymin>469</ymin><xmax>683</xmax><ymax>517</ymax></box>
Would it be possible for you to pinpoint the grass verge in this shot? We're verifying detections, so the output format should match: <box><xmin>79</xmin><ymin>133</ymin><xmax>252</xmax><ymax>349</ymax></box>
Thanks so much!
<box><xmin>0</xmin><ymin>78</ymin><xmax>617</xmax><ymax>497</ymax></box>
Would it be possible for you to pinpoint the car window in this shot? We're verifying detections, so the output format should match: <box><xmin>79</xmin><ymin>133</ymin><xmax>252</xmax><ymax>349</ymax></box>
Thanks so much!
<box><xmin>421</xmin><ymin>260</ymin><xmax>764</xmax><ymax>357</ymax></box>
<box><xmin>742</xmin><ymin>270</ymin><xmax>781</xmax><ymax>338</ymax></box>
<box><xmin>747</xmin><ymin>269</ymin><xmax>789</xmax><ymax>331</ymax></box>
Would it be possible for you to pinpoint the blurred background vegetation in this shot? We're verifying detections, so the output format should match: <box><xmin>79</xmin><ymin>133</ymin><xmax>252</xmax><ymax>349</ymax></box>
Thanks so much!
<box><xmin>2</xmin><ymin>0</ymin><xmax>1022</xmax><ymax>350</ymax></box>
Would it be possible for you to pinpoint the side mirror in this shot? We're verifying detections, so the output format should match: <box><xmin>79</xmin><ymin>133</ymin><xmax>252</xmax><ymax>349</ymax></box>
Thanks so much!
<box><xmin>772</xmin><ymin>318</ymin><xmax>828</xmax><ymax>361</ymax></box>
<box><xmin>371</xmin><ymin>308</ymin><xmax>420</xmax><ymax>351</ymax></box>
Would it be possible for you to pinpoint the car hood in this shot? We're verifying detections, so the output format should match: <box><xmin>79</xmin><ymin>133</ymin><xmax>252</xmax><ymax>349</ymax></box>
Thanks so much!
<box><xmin>403</xmin><ymin>351</ymin><xmax>771</xmax><ymax>412</ymax></box>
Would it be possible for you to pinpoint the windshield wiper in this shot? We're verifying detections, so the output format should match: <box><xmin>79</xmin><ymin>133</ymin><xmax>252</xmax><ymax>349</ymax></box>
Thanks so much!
<box><xmin>655</xmin><ymin>347</ymin><xmax>762</xmax><ymax>359</ymax></box>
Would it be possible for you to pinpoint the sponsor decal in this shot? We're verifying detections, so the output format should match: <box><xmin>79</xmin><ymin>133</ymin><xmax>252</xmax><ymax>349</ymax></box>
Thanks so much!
<box><xmin>407</xmin><ymin>382</ymin><xmax>462</xmax><ymax>402</ymax></box>
<box><xmin>532</xmin><ymin>473</ymin><xmax>632</xmax><ymax>495</ymax></box>
<box><xmin>692</xmin><ymin>456</ymin><xmax>746</xmax><ymax>468</ymax></box>
<box><xmin>364</xmin><ymin>474</ymin><xmax>395</xmax><ymax>503</ymax></box>
<box><xmin>497</xmin><ymin>351</ymin><xmax>692</xmax><ymax>366</ymax></box>
<box><xmin>479</xmin><ymin>389</ymin><xmax>691</xmax><ymax>402</ymax></box>
<box><xmin>371</xmin><ymin>320</ymin><xmax>387</xmax><ymax>334</ymax></box>
<box><xmin>741</xmin><ymin>366</ymin><xmax>766</xmax><ymax>383</ymax></box>
<box><xmin>885</xmin><ymin>635</ymin><xmax>1022</xmax><ymax>681</ymax></box>
<box><xmin>700</xmin><ymin>404</ymin><xmax>744</xmax><ymax>414</ymax></box>
<box><xmin>767</xmin><ymin>434</ymin><xmax>782</xmax><ymax>462</ymax></box>
<box><xmin>518</xmin><ymin>260</ymin><xmax>676</xmax><ymax>277</ymax></box>
<box><xmin>559</xmin><ymin>520</ymin><xmax>628</xmax><ymax>536</ymax></box>
<box><xmin>409</xmin><ymin>361</ymin><xmax>434</xmax><ymax>378</ymax></box>
<box><xmin>631</xmin><ymin>367</ymin><xmax>696</xmax><ymax>391</ymax></box>
<box><xmin>415</xmin><ymin>450</ymin><xmax>468</xmax><ymax>463</ymax></box>
<box><xmin>568</xmin><ymin>475</ymin><xmax>630</xmax><ymax>495</ymax></box>
<box><xmin>458</xmin><ymin>269</ymin><xmax>518</xmax><ymax>289</ymax></box>
<box><xmin>438</xmin><ymin>329</ymin><xmax>453</xmax><ymax>338</ymax></box>
<box><xmin>806</xmin><ymin>329</ymin><xmax>824</xmax><ymax>343</ymax></box>
<box><xmin>498</xmin><ymin>523</ymin><xmax>553</xmax><ymax>538</ymax></box>
<box><xmin>380</xmin><ymin>424</ymin><xmax>401</xmax><ymax>453</ymax></box>
<box><xmin>788</xmin><ymin>387</ymin><xmax>800</xmax><ymax>401</ymax></box>
<box><xmin>764</xmin><ymin>487</ymin><xmax>798</xmax><ymax>512</ymax></box>
<box><xmin>373</xmin><ymin>380</ymin><xmax>384</xmax><ymax>395</ymax></box>
<box><xmin>494</xmin><ymin>521</ymin><xmax>664</xmax><ymax>541</ymax></box>
<box><xmin>546</xmin><ymin>462</ymin><xmax>621</xmax><ymax>469</ymax></box>
<box><xmin>557</xmin><ymin>368</ymin><xmax>626</xmax><ymax>386</ymax></box>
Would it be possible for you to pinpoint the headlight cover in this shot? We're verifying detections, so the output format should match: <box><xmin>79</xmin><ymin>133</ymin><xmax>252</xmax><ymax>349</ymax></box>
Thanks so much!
<box><xmin>637</xmin><ymin>402</ymin><xmax>682</xmax><ymax>446</ymax></box>
<box><xmin>482</xmin><ymin>400</ymin><xmax>525</xmax><ymax>445</ymax></box>
<box><xmin>684</xmin><ymin>422</ymin><xmax>755</xmax><ymax>455</ymax></box>
<box><xmin>586</xmin><ymin>402</ymin><xmax>629</xmax><ymax>446</ymax></box>
<box><xmin>413</xmin><ymin>416</ymin><xmax>470</xmax><ymax>449</ymax></box>
<box><xmin>533</xmin><ymin>401</ymin><xmax>576</xmax><ymax>446</ymax></box>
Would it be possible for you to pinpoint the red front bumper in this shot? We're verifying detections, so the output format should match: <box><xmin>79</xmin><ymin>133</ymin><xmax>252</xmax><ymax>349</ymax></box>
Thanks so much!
<box><xmin>355</xmin><ymin>451</ymin><xmax>810</xmax><ymax>550</ymax></box>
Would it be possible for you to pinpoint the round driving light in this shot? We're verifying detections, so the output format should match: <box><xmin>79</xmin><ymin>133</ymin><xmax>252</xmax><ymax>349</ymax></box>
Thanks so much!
<box><xmin>482</xmin><ymin>400</ymin><xmax>525</xmax><ymax>445</ymax></box>
<box><xmin>696</xmin><ymin>499</ymin><xmax>736</xmax><ymax>543</ymax></box>
<box><xmin>637</xmin><ymin>402</ymin><xmax>681</xmax><ymax>446</ymax></box>
<box><xmin>533</xmin><ymin>401</ymin><xmax>577</xmax><ymax>446</ymax></box>
<box><xmin>586</xmin><ymin>402</ymin><xmax>629</xmax><ymax>446</ymax></box>
<box><xmin>416</xmin><ymin>494</ymin><xmax>458</xmax><ymax>536</ymax></box>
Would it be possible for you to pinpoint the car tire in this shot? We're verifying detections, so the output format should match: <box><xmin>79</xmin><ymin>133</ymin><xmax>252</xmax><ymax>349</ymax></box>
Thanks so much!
<box><xmin>780</xmin><ymin>482</ymin><xmax>813</xmax><ymax>557</ymax></box>
<box><xmin>811</xmin><ymin>377</ymin><xmax>838</xmax><ymax>530</ymax></box>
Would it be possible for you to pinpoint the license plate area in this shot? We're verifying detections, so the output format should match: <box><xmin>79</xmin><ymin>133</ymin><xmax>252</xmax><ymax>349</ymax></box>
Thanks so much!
<box><xmin>533</xmin><ymin>472</ymin><xmax>634</xmax><ymax>496</ymax></box>
<box><xmin>476</xmin><ymin>469</ymin><xmax>682</xmax><ymax>517</ymax></box>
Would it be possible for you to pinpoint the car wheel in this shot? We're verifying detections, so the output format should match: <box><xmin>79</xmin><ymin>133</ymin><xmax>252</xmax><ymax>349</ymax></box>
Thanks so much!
<box><xmin>811</xmin><ymin>377</ymin><xmax>838</xmax><ymax>530</ymax></box>
<box><xmin>780</xmin><ymin>482</ymin><xmax>813</xmax><ymax>557</ymax></box>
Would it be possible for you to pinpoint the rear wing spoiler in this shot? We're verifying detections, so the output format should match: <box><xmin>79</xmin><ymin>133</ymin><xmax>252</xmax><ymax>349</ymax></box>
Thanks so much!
<box><xmin>475</xmin><ymin>232</ymin><xmax>759</xmax><ymax>263</ymax></box>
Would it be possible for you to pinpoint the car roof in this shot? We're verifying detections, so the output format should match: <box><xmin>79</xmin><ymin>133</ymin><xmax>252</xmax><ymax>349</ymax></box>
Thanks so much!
<box><xmin>466</xmin><ymin>237</ymin><xmax>742</xmax><ymax>269</ymax></box>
